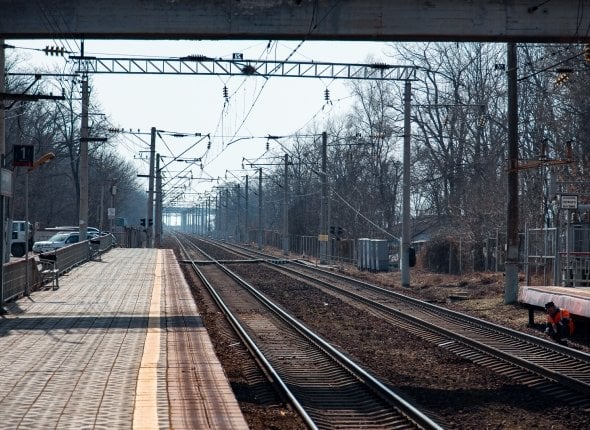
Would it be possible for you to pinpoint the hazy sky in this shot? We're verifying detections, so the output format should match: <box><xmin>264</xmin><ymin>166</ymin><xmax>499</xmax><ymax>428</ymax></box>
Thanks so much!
<box><xmin>7</xmin><ymin>39</ymin><xmax>396</xmax><ymax>203</ymax></box>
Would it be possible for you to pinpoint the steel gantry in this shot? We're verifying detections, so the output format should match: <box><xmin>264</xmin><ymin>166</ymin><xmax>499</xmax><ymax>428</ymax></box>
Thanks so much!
<box><xmin>72</xmin><ymin>56</ymin><xmax>418</xmax><ymax>81</ymax></box>
<box><xmin>74</xmin><ymin>54</ymin><xmax>417</xmax><ymax>284</ymax></box>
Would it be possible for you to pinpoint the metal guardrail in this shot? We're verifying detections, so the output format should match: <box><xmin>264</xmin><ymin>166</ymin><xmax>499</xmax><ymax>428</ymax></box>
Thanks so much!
<box><xmin>1</xmin><ymin>235</ymin><xmax>115</xmax><ymax>304</ymax></box>
<box><xmin>3</xmin><ymin>259</ymin><xmax>41</xmax><ymax>302</ymax></box>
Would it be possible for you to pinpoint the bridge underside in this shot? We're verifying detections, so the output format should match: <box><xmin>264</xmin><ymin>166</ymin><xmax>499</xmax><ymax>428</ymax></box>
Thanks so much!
<box><xmin>1</xmin><ymin>0</ymin><xmax>588</xmax><ymax>42</ymax></box>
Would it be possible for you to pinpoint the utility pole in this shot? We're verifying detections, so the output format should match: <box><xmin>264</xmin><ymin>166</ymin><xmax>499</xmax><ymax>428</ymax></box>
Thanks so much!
<box><xmin>505</xmin><ymin>42</ymin><xmax>519</xmax><ymax>304</ymax></box>
<box><xmin>401</xmin><ymin>81</ymin><xmax>412</xmax><ymax>287</ymax></box>
<box><xmin>245</xmin><ymin>175</ymin><xmax>249</xmax><ymax>243</ymax></box>
<box><xmin>319</xmin><ymin>131</ymin><xmax>329</xmax><ymax>264</ymax></box>
<box><xmin>201</xmin><ymin>199</ymin><xmax>205</xmax><ymax>235</ymax></box>
<box><xmin>99</xmin><ymin>185</ymin><xmax>104</xmax><ymax>232</ymax></box>
<box><xmin>147</xmin><ymin>127</ymin><xmax>155</xmax><ymax>248</ymax></box>
<box><xmin>207</xmin><ymin>197</ymin><xmax>211</xmax><ymax>236</ymax></box>
<box><xmin>0</xmin><ymin>40</ymin><xmax>6</xmax><ymax>313</ymax></box>
<box><xmin>215</xmin><ymin>193</ymin><xmax>219</xmax><ymax>238</ymax></box>
<box><xmin>283</xmin><ymin>153</ymin><xmax>289</xmax><ymax>256</ymax></box>
<box><xmin>155</xmin><ymin>154</ymin><xmax>162</xmax><ymax>247</ymax></box>
<box><xmin>224</xmin><ymin>188</ymin><xmax>229</xmax><ymax>240</ymax></box>
<box><xmin>109</xmin><ymin>180</ymin><xmax>117</xmax><ymax>234</ymax></box>
<box><xmin>258</xmin><ymin>167</ymin><xmax>263</xmax><ymax>250</ymax></box>
<box><xmin>196</xmin><ymin>203</ymin><xmax>199</xmax><ymax>234</ymax></box>
<box><xmin>79</xmin><ymin>67</ymin><xmax>89</xmax><ymax>242</ymax></box>
<box><xmin>236</xmin><ymin>184</ymin><xmax>241</xmax><ymax>242</ymax></box>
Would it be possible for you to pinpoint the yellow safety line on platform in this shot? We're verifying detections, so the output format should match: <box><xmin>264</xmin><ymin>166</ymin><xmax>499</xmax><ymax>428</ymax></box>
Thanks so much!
<box><xmin>133</xmin><ymin>250</ymin><xmax>162</xmax><ymax>429</ymax></box>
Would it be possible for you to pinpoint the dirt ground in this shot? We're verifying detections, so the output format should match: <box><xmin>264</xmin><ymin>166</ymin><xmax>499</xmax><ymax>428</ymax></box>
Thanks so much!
<box><xmin>341</xmin><ymin>265</ymin><xmax>590</xmax><ymax>352</ymax></box>
<box><xmin>229</xmin><ymin>259</ymin><xmax>590</xmax><ymax>429</ymax></box>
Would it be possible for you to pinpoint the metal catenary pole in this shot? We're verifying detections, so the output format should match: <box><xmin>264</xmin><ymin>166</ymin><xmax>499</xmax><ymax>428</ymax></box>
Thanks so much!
<box><xmin>258</xmin><ymin>167</ymin><xmax>263</xmax><ymax>250</ymax></box>
<box><xmin>320</xmin><ymin>131</ymin><xmax>329</xmax><ymax>265</ymax></box>
<box><xmin>147</xmin><ymin>127</ymin><xmax>156</xmax><ymax>248</ymax></box>
<box><xmin>401</xmin><ymin>81</ymin><xmax>412</xmax><ymax>287</ymax></box>
<box><xmin>79</xmin><ymin>72</ymin><xmax>89</xmax><ymax>242</ymax></box>
<box><xmin>283</xmin><ymin>153</ymin><xmax>289</xmax><ymax>256</ymax></box>
<box><xmin>0</xmin><ymin>40</ymin><xmax>5</xmax><ymax>312</ymax></box>
<box><xmin>505</xmin><ymin>42</ymin><xmax>519</xmax><ymax>304</ymax></box>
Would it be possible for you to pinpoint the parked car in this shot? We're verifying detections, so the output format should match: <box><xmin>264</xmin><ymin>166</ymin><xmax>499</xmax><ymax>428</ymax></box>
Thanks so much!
<box><xmin>32</xmin><ymin>232</ymin><xmax>79</xmax><ymax>253</ymax></box>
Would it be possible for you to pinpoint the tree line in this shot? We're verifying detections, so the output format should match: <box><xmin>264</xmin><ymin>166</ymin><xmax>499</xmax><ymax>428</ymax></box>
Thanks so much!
<box><xmin>6</xmin><ymin>42</ymin><xmax>589</xmax><ymax>260</ymax></box>
<box><xmin>216</xmin><ymin>43</ymin><xmax>590</xmax><ymax>269</ymax></box>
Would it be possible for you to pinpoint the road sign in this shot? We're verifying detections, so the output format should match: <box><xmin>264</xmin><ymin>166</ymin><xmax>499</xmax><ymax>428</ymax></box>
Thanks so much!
<box><xmin>318</xmin><ymin>234</ymin><xmax>329</xmax><ymax>242</ymax></box>
<box><xmin>561</xmin><ymin>194</ymin><xmax>578</xmax><ymax>210</ymax></box>
<box><xmin>108</xmin><ymin>208</ymin><xmax>116</xmax><ymax>219</ymax></box>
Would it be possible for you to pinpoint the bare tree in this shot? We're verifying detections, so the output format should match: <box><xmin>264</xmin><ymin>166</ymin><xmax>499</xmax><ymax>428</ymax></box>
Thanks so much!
<box><xmin>392</xmin><ymin>42</ymin><xmax>507</xmax><ymax>241</ymax></box>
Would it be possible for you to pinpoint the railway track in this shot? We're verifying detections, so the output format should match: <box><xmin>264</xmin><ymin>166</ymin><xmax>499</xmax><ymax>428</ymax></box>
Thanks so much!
<box><xmin>174</xmin><ymin>234</ymin><xmax>443</xmax><ymax>429</ymax></box>
<box><xmin>191</xmin><ymin>236</ymin><xmax>590</xmax><ymax>409</ymax></box>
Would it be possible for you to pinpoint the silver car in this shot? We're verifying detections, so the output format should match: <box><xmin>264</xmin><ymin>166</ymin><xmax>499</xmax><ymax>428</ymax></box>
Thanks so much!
<box><xmin>32</xmin><ymin>232</ymin><xmax>79</xmax><ymax>253</ymax></box>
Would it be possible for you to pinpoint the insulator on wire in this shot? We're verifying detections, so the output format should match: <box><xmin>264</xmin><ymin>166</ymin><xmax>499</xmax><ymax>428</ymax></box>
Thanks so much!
<box><xmin>324</xmin><ymin>88</ymin><xmax>330</xmax><ymax>102</ymax></box>
<box><xmin>43</xmin><ymin>45</ymin><xmax>65</xmax><ymax>56</ymax></box>
<box><xmin>223</xmin><ymin>85</ymin><xmax>229</xmax><ymax>100</ymax></box>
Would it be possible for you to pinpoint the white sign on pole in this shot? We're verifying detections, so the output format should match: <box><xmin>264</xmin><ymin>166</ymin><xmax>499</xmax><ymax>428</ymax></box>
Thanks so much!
<box><xmin>560</xmin><ymin>194</ymin><xmax>578</xmax><ymax>210</ymax></box>
<box><xmin>107</xmin><ymin>208</ymin><xmax>116</xmax><ymax>219</ymax></box>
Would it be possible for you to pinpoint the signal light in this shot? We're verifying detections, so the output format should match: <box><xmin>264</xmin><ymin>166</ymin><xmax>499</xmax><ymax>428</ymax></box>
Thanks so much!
<box><xmin>140</xmin><ymin>218</ymin><xmax>146</xmax><ymax>226</ymax></box>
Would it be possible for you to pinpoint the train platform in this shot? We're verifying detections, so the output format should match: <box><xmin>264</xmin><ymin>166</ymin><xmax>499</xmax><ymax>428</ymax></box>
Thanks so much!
<box><xmin>0</xmin><ymin>248</ymin><xmax>248</xmax><ymax>430</ymax></box>
<box><xmin>519</xmin><ymin>284</ymin><xmax>590</xmax><ymax>324</ymax></box>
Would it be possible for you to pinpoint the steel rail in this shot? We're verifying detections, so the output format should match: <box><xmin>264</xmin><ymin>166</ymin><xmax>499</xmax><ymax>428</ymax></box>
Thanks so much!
<box><xmin>177</xmin><ymin>233</ymin><xmax>443</xmax><ymax>429</ymax></box>
<box><xmin>278</xmin><ymin>263</ymin><xmax>590</xmax><ymax>397</ymax></box>
<box><xmin>203</xmin><ymin>238</ymin><xmax>590</xmax><ymax>397</ymax></box>
<box><xmin>173</xmin><ymin>235</ymin><xmax>319</xmax><ymax>430</ymax></box>
<box><xmin>291</xmin><ymin>260</ymin><xmax>590</xmax><ymax>360</ymax></box>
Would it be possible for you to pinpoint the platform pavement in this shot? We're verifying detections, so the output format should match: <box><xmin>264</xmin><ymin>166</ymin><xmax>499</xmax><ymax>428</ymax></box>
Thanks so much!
<box><xmin>0</xmin><ymin>248</ymin><xmax>248</xmax><ymax>430</ymax></box>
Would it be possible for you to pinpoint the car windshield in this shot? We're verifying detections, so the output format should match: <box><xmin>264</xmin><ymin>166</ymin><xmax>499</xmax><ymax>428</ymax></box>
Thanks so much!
<box><xmin>48</xmin><ymin>233</ymin><xmax>70</xmax><ymax>242</ymax></box>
